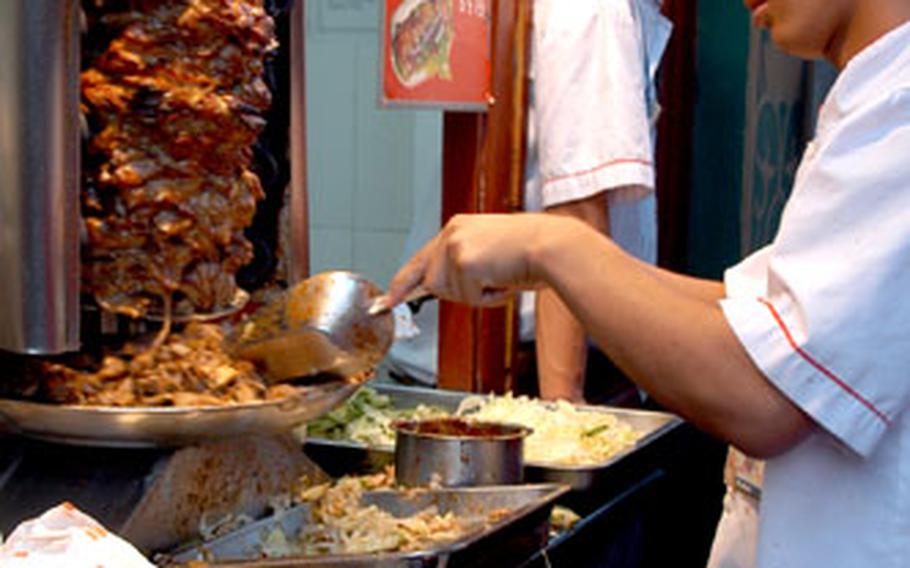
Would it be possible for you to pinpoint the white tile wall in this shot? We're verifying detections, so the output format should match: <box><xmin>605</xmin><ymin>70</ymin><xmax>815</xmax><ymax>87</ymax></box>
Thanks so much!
<box><xmin>351</xmin><ymin>230</ymin><xmax>410</xmax><ymax>287</ymax></box>
<box><xmin>305</xmin><ymin>0</ymin><xmax>441</xmax><ymax>288</ymax></box>
<box><xmin>309</xmin><ymin>227</ymin><xmax>353</xmax><ymax>275</ymax></box>
<box><xmin>353</xmin><ymin>44</ymin><xmax>415</xmax><ymax>232</ymax></box>
<box><xmin>306</xmin><ymin>38</ymin><xmax>356</xmax><ymax>230</ymax></box>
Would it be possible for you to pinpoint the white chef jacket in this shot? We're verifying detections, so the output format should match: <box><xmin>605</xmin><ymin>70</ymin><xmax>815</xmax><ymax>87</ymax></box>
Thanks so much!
<box><xmin>719</xmin><ymin>20</ymin><xmax>910</xmax><ymax>568</ymax></box>
<box><xmin>525</xmin><ymin>0</ymin><xmax>670</xmax><ymax>212</ymax></box>
<box><xmin>521</xmin><ymin>0</ymin><xmax>671</xmax><ymax>339</ymax></box>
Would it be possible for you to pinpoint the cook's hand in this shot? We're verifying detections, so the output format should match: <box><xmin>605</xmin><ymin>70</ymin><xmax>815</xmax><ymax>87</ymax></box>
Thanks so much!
<box><xmin>385</xmin><ymin>213</ymin><xmax>573</xmax><ymax>307</ymax></box>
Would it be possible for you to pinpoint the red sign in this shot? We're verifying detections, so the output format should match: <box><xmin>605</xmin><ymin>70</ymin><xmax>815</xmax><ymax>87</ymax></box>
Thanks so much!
<box><xmin>382</xmin><ymin>0</ymin><xmax>491</xmax><ymax>109</ymax></box>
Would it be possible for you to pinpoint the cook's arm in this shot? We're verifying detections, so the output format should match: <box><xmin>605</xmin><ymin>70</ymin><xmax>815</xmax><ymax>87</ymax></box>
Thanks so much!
<box><xmin>535</xmin><ymin>190</ymin><xmax>727</xmax><ymax>402</ymax></box>
<box><xmin>534</xmin><ymin>218</ymin><xmax>812</xmax><ymax>458</ymax></box>
<box><xmin>387</xmin><ymin>214</ymin><xmax>811</xmax><ymax>458</ymax></box>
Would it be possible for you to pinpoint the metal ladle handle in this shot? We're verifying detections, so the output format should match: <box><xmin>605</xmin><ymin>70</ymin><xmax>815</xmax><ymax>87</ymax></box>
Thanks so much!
<box><xmin>368</xmin><ymin>287</ymin><xmax>434</xmax><ymax>316</ymax></box>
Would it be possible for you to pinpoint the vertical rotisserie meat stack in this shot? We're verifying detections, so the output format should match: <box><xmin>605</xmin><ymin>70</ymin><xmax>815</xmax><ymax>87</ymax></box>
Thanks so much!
<box><xmin>81</xmin><ymin>0</ymin><xmax>277</xmax><ymax>318</ymax></box>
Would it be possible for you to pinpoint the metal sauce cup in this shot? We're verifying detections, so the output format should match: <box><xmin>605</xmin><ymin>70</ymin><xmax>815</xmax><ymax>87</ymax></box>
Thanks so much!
<box><xmin>393</xmin><ymin>418</ymin><xmax>532</xmax><ymax>487</ymax></box>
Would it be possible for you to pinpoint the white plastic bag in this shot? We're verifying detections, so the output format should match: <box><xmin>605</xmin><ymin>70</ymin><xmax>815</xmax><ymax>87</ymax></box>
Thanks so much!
<box><xmin>0</xmin><ymin>502</ymin><xmax>153</xmax><ymax>568</ymax></box>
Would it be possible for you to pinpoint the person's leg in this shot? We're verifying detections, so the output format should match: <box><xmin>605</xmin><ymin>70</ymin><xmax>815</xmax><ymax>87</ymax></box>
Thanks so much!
<box><xmin>536</xmin><ymin>192</ymin><xmax>609</xmax><ymax>402</ymax></box>
<box><xmin>536</xmin><ymin>288</ymin><xmax>588</xmax><ymax>401</ymax></box>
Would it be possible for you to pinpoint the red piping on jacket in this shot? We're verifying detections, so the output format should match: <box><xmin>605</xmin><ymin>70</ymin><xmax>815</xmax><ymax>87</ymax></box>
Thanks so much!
<box><xmin>758</xmin><ymin>298</ymin><xmax>891</xmax><ymax>426</ymax></box>
<box><xmin>542</xmin><ymin>157</ymin><xmax>652</xmax><ymax>187</ymax></box>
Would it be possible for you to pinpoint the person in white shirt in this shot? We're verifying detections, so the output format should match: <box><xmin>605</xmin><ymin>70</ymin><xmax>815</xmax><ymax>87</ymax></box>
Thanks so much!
<box><xmin>383</xmin><ymin>0</ymin><xmax>910</xmax><ymax>565</ymax></box>
<box><xmin>524</xmin><ymin>0</ymin><xmax>670</xmax><ymax>402</ymax></box>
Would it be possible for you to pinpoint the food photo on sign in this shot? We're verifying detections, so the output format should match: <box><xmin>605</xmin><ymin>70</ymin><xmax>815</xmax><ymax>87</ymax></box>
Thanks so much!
<box><xmin>390</xmin><ymin>0</ymin><xmax>455</xmax><ymax>87</ymax></box>
<box><xmin>382</xmin><ymin>0</ymin><xmax>490</xmax><ymax>109</ymax></box>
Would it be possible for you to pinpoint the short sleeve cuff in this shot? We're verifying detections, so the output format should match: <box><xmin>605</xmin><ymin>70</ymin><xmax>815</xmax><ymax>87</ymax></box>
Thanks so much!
<box><xmin>720</xmin><ymin>295</ymin><xmax>889</xmax><ymax>458</ymax></box>
<box><xmin>541</xmin><ymin>158</ymin><xmax>654</xmax><ymax>208</ymax></box>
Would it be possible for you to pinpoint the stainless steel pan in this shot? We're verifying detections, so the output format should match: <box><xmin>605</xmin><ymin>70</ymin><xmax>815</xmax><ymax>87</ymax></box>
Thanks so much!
<box><xmin>162</xmin><ymin>483</ymin><xmax>570</xmax><ymax>567</ymax></box>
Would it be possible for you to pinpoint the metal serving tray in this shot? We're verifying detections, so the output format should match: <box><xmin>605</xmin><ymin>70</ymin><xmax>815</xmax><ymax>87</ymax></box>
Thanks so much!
<box><xmin>304</xmin><ymin>383</ymin><xmax>682</xmax><ymax>490</ymax></box>
<box><xmin>163</xmin><ymin>483</ymin><xmax>569</xmax><ymax>568</ymax></box>
<box><xmin>0</xmin><ymin>381</ymin><xmax>360</xmax><ymax>448</ymax></box>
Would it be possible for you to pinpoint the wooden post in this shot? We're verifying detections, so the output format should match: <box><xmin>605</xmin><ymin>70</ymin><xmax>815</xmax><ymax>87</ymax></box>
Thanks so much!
<box><xmin>439</xmin><ymin>112</ymin><xmax>485</xmax><ymax>393</ymax></box>
<box><xmin>288</xmin><ymin>0</ymin><xmax>310</xmax><ymax>282</ymax></box>
<box><xmin>438</xmin><ymin>0</ymin><xmax>531</xmax><ymax>393</ymax></box>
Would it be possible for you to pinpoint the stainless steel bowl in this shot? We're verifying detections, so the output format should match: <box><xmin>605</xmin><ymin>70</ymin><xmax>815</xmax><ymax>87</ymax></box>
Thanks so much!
<box><xmin>393</xmin><ymin>418</ymin><xmax>531</xmax><ymax>487</ymax></box>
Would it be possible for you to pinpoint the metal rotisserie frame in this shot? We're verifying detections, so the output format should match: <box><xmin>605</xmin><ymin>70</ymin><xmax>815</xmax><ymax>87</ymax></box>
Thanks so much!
<box><xmin>0</xmin><ymin>0</ymin><xmax>323</xmax><ymax>447</ymax></box>
<box><xmin>0</xmin><ymin>0</ymin><xmax>81</xmax><ymax>354</ymax></box>
<box><xmin>0</xmin><ymin>0</ymin><xmax>310</xmax><ymax>355</ymax></box>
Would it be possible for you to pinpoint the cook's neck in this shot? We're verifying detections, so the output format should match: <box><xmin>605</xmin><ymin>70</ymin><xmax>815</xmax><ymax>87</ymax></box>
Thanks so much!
<box><xmin>828</xmin><ymin>1</ymin><xmax>910</xmax><ymax>69</ymax></box>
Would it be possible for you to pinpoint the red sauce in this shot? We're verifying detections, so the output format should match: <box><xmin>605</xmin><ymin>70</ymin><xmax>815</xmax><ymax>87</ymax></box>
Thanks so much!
<box><xmin>395</xmin><ymin>418</ymin><xmax>528</xmax><ymax>439</ymax></box>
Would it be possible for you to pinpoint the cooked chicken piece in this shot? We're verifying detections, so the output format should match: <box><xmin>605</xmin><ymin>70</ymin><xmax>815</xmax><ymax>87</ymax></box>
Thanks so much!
<box><xmin>81</xmin><ymin>0</ymin><xmax>276</xmax><ymax>317</ymax></box>
<box><xmin>38</xmin><ymin>323</ymin><xmax>285</xmax><ymax>407</ymax></box>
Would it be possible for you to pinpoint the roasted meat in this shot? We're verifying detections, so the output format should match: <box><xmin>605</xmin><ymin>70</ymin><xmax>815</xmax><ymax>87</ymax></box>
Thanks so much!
<box><xmin>40</xmin><ymin>323</ymin><xmax>297</xmax><ymax>407</ymax></box>
<box><xmin>81</xmin><ymin>0</ymin><xmax>278</xmax><ymax>317</ymax></box>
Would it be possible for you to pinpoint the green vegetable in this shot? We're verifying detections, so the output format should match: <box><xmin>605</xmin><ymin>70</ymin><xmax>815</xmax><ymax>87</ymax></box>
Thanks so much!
<box><xmin>306</xmin><ymin>386</ymin><xmax>447</xmax><ymax>446</ymax></box>
<box><xmin>582</xmin><ymin>424</ymin><xmax>611</xmax><ymax>438</ymax></box>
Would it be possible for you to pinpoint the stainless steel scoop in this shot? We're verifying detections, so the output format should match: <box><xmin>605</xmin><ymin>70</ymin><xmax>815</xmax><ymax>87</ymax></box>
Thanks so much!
<box><xmin>227</xmin><ymin>271</ymin><xmax>395</xmax><ymax>383</ymax></box>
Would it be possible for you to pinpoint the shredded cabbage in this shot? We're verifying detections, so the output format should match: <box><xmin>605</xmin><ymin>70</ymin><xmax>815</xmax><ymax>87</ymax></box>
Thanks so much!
<box><xmin>456</xmin><ymin>392</ymin><xmax>641</xmax><ymax>466</ymax></box>
<box><xmin>308</xmin><ymin>387</ymin><xmax>642</xmax><ymax>466</ymax></box>
<box><xmin>262</xmin><ymin>473</ymin><xmax>479</xmax><ymax>557</ymax></box>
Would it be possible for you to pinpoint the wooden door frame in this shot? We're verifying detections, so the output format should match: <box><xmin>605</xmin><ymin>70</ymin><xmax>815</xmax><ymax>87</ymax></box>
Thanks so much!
<box><xmin>288</xmin><ymin>0</ymin><xmax>310</xmax><ymax>283</ymax></box>
<box><xmin>437</xmin><ymin>0</ymin><xmax>531</xmax><ymax>393</ymax></box>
